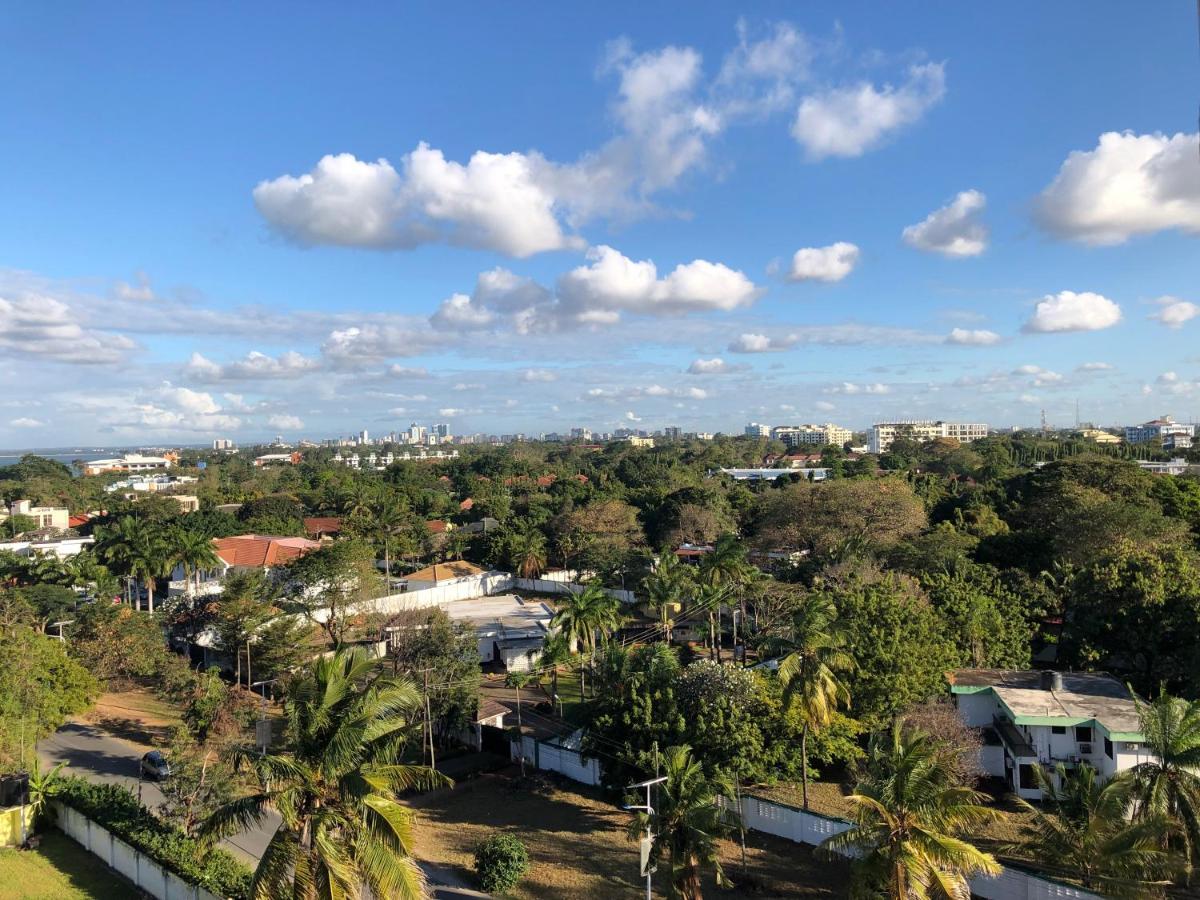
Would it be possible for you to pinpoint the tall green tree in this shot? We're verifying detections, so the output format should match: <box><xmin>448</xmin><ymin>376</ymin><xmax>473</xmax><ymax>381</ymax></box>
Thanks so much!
<box><xmin>771</xmin><ymin>592</ymin><xmax>853</xmax><ymax>809</ymax></box>
<box><xmin>629</xmin><ymin>744</ymin><xmax>736</xmax><ymax>900</ymax></box>
<box><xmin>824</xmin><ymin>721</ymin><xmax>1001</xmax><ymax>899</ymax></box>
<box><xmin>1016</xmin><ymin>764</ymin><xmax>1179</xmax><ymax>896</ymax></box>
<box><xmin>202</xmin><ymin>648</ymin><xmax>449</xmax><ymax>900</ymax></box>
<box><xmin>642</xmin><ymin>550</ymin><xmax>692</xmax><ymax>643</ymax></box>
<box><xmin>171</xmin><ymin>527</ymin><xmax>221</xmax><ymax>596</ymax></box>
<box><xmin>550</xmin><ymin>582</ymin><xmax>624</xmax><ymax>656</ymax></box>
<box><xmin>1129</xmin><ymin>691</ymin><xmax>1200</xmax><ymax>874</ymax></box>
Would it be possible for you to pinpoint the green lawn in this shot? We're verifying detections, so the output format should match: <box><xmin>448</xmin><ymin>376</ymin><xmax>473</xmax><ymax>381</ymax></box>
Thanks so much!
<box><xmin>0</xmin><ymin>830</ymin><xmax>138</xmax><ymax>899</ymax></box>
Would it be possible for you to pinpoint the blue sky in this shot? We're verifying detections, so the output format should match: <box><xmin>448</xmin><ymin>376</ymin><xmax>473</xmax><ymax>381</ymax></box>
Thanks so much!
<box><xmin>1</xmin><ymin>2</ymin><xmax>1197</xmax><ymax>445</ymax></box>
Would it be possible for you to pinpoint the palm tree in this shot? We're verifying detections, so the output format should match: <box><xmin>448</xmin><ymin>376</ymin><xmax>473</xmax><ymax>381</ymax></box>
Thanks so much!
<box><xmin>202</xmin><ymin>648</ymin><xmax>450</xmax><ymax>900</ymax></box>
<box><xmin>1129</xmin><ymin>690</ymin><xmax>1200</xmax><ymax>875</ymax></box>
<box><xmin>171</xmin><ymin>528</ymin><xmax>220</xmax><ymax>595</ymax></box>
<box><xmin>1016</xmin><ymin>763</ymin><xmax>1179</xmax><ymax>895</ymax></box>
<box><xmin>550</xmin><ymin>582</ymin><xmax>624</xmax><ymax>656</ymax></box>
<box><xmin>539</xmin><ymin>632</ymin><xmax>573</xmax><ymax>715</ymax></box>
<box><xmin>823</xmin><ymin>720</ymin><xmax>1002</xmax><ymax>899</ymax></box>
<box><xmin>371</xmin><ymin>495</ymin><xmax>407</xmax><ymax>587</ymax></box>
<box><xmin>697</xmin><ymin>536</ymin><xmax>753</xmax><ymax>662</ymax></box>
<box><xmin>339</xmin><ymin>481</ymin><xmax>375</xmax><ymax>521</ymax></box>
<box><xmin>629</xmin><ymin>744</ymin><xmax>735</xmax><ymax>900</ymax></box>
<box><xmin>771</xmin><ymin>592</ymin><xmax>853</xmax><ymax>809</ymax></box>
<box><xmin>126</xmin><ymin>526</ymin><xmax>171</xmax><ymax>613</ymax></box>
<box><xmin>643</xmin><ymin>550</ymin><xmax>691</xmax><ymax>643</ymax></box>
<box><xmin>510</xmin><ymin>527</ymin><xmax>548</xmax><ymax>580</ymax></box>
<box><xmin>95</xmin><ymin>515</ymin><xmax>144</xmax><ymax>601</ymax></box>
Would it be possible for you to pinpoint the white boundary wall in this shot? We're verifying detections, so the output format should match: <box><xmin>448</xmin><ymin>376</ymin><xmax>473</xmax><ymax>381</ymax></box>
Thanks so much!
<box><xmin>727</xmin><ymin>794</ymin><xmax>1103</xmax><ymax>900</ymax></box>
<box><xmin>516</xmin><ymin>735</ymin><xmax>602</xmax><ymax>786</ymax></box>
<box><xmin>53</xmin><ymin>802</ymin><xmax>224</xmax><ymax>900</ymax></box>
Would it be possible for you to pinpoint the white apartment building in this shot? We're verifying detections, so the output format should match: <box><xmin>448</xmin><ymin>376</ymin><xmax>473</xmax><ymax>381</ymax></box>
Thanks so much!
<box><xmin>869</xmin><ymin>420</ymin><xmax>989</xmax><ymax>454</ymax></box>
<box><xmin>212</xmin><ymin>438</ymin><xmax>235</xmax><ymax>450</ymax></box>
<box><xmin>7</xmin><ymin>499</ymin><xmax>69</xmax><ymax>530</ymax></box>
<box><xmin>744</xmin><ymin>423</ymin><xmax>771</xmax><ymax>437</ymax></box>
<box><xmin>83</xmin><ymin>454</ymin><xmax>174</xmax><ymax>476</ymax></box>
<box><xmin>1125</xmin><ymin>416</ymin><xmax>1194</xmax><ymax>445</ymax></box>
<box><xmin>949</xmin><ymin>669</ymin><xmax>1149</xmax><ymax>800</ymax></box>
<box><xmin>772</xmin><ymin>423</ymin><xmax>853</xmax><ymax>447</ymax></box>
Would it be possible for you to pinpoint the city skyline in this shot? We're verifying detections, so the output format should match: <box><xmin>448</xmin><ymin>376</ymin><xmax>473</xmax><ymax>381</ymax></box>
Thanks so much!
<box><xmin>1</xmin><ymin>4</ymin><xmax>1198</xmax><ymax>444</ymax></box>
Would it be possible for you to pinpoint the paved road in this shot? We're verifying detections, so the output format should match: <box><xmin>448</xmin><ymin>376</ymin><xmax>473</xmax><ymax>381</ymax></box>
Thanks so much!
<box><xmin>39</xmin><ymin>722</ymin><xmax>487</xmax><ymax>898</ymax></box>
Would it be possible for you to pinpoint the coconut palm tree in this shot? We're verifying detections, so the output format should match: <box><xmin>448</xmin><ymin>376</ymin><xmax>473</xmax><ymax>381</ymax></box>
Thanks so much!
<box><xmin>170</xmin><ymin>527</ymin><xmax>221</xmax><ymax>595</ymax></box>
<box><xmin>1016</xmin><ymin>763</ymin><xmax>1179</xmax><ymax>896</ymax></box>
<box><xmin>550</xmin><ymin>582</ymin><xmax>624</xmax><ymax>656</ymax></box>
<box><xmin>371</xmin><ymin>495</ymin><xmax>408</xmax><ymax>585</ymax></box>
<box><xmin>539</xmin><ymin>632</ymin><xmax>573</xmax><ymax>715</ymax></box>
<box><xmin>509</xmin><ymin>527</ymin><xmax>548</xmax><ymax>580</ymax></box>
<box><xmin>339</xmin><ymin>481</ymin><xmax>375</xmax><ymax>521</ymax></box>
<box><xmin>1129</xmin><ymin>690</ymin><xmax>1200</xmax><ymax>874</ymax></box>
<box><xmin>628</xmin><ymin>744</ymin><xmax>736</xmax><ymax>900</ymax></box>
<box><xmin>771</xmin><ymin>592</ymin><xmax>853</xmax><ymax>809</ymax></box>
<box><xmin>642</xmin><ymin>550</ymin><xmax>692</xmax><ymax>643</ymax></box>
<box><xmin>823</xmin><ymin>720</ymin><xmax>1002</xmax><ymax>899</ymax></box>
<box><xmin>202</xmin><ymin>648</ymin><xmax>449</xmax><ymax>900</ymax></box>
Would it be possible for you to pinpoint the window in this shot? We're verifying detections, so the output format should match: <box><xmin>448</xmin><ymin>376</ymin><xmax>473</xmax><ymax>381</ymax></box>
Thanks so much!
<box><xmin>1104</xmin><ymin>738</ymin><xmax>1113</xmax><ymax>759</ymax></box>
<box><xmin>1019</xmin><ymin>764</ymin><xmax>1038</xmax><ymax>791</ymax></box>
<box><xmin>1075</xmin><ymin>725</ymin><xmax>1093</xmax><ymax>743</ymax></box>
<box><xmin>1051</xmin><ymin>725</ymin><xmax>1066</xmax><ymax>735</ymax></box>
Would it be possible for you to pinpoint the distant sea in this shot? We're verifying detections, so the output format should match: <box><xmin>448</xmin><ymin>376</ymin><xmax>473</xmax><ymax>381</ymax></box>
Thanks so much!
<box><xmin>0</xmin><ymin>446</ymin><xmax>197</xmax><ymax>471</ymax></box>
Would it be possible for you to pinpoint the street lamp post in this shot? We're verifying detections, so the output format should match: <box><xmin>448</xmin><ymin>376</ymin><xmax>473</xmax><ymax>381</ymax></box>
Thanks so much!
<box><xmin>624</xmin><ymin>775</ymin><xmax>667</xmax><ymax>900</ymax></box>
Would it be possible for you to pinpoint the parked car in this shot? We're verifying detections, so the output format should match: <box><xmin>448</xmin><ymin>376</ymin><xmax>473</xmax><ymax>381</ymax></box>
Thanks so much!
<box><xmin>139</xmin><ymin>750</ymin><xmax>171</xmax><ymax>780</ymax></box>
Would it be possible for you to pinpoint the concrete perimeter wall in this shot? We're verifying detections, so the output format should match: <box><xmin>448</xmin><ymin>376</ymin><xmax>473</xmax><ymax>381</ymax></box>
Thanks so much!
<box><xmin>53</xmin><ymin>802</ymin><xmax>224</xmax><ymax>900</ymax></box>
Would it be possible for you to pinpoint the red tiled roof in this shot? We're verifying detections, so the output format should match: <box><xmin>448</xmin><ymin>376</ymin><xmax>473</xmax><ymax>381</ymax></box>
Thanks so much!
<box><xmin>406</xmin><ymin>560</ymin><xmax>485</xmax><ymax>582</ymax></box>
<box><xmin>214</xmin><ymin>535</ymin><xmax>321</xmax><ymax>568</ymax></box>
<box><xmin>68</xmin><ymin>514</ymin><xmax>90</xmax><ymax>528</ymax></box>
<box><xmin>459</xmin><ymin>498</ymin><xmax>474</xmax><ymax>511</ymax></box>
<box><xmin>303</xmin><ymin>516</ymin><xmax>342</xmax><ymax>535</ymax></box>
<box><xmin>426</xmin><ymin>520</ymin><xmax>449</xmax><ymax>534</ymax></box>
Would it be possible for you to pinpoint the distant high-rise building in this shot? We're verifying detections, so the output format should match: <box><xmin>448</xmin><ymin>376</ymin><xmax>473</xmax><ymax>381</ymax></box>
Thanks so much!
<box><xmin>745</xmin><ymin>423</ymin><xmax>770</xmax><ymax>437</ymax></box>
<box><xmin>408</xmin><ymin>423</ymin><xmax>427</xmax><ymax>444</ymax></box>
<box><xmin>359</xmin><ymin>429</ymin><xmax>369</xmax><ymax>444</ymax></box>
<box><xmin>212</xmin><ymin>438</ymin><xmax>234</xmax><ymax>450</ymax></box>
<box><xmin>570</xmin><ymin>427</ymin><xmax>592</xmax><ymax>441</ymax></box>
<box><xmin>435</xmin><ymin>423</ymin><xmax>450</xmax><ymax>438</ymax></box>
<box><xmin>663</xmin><ymin>426</ymin><xmax>682</xmax><ymax>440</ymax></box>
<box><xmin>869</xmin><ymin>421</ymin><xmax>988</xmax><ymax>454</ymax></box>
<box><xmin>1125</xmin><ymin>415</ymin><xmax>1194</xmax><ymax>445</ymax></box>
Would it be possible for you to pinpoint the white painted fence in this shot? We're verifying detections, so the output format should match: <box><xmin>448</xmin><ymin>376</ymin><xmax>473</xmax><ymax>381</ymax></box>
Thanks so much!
<box><xmin>726</xmin><ymin>794</ymin><xmax>1103</xmax><ymax>900</ymax></box>
<box><xmin>512</xmin><ymin>577</ymin><xmax>636</xmax><ymax>604</ymax></box>
<box><xmin>53</xmin><ymin>802</ymin><xmax>225</xmax><ymax>900</ymax></box>
<box><xmin>515</xmin><ymin>734</ymin><xmax>602</xmax><ymax>786</ymax></box>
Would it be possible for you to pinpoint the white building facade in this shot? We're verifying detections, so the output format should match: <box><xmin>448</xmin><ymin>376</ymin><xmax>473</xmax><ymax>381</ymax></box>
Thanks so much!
<box><xmin>1125</xmin><ymin>416</ymin><xmax>1195</xmax><ymax>445</ymax></box>
<box><xmin>949</xmin><ymin>669</ymin><xmax>1149</xmax><ymax>800</ymax></box>
<box><xmin>772</xmin><ymin>423</ymin><xmax>853</xmax><ymax>447</ymax></box>
<box><xmin>869</xmin><ymin>420</ymin><xmax>989</xmax><ymax>454</ymax></box>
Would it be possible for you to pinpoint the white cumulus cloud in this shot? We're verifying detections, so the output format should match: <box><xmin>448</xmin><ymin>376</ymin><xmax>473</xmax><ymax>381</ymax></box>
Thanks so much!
<box><xmin>1022</xmin><ymin>291</ymin><xmax>1122</xmax><ymax>334</ymax></box>
<box><xmin>185</xmin><ymin>350</ymin><xmax>319</xmax><ymax>381</ymax></box>
<box><xmin>1035</xmin><ymin>131</ymin><xmax>1200</xmax><ymax>245</ymax></box>
<box><xmin>267</xmin><ymin>414</ymin><xmax>304</xmax><ymax>430</ymax></box>
<box><xmin>687</xmin><ymin>357</ymin><xmax>730</xmax><ymax>374</ymax></box>
<box><xmin>787</xmin><ymin>241</ymin><xmax>860</xmax><ymax>282</ymax></box>
<box><xmin>945</xmin><ymin>327</ymin><xmax>1001</xmax><ymax>346</ymax></box>
<box><xmin>10</xmin><ymin>417</ymin><xmax>44</xmax><ymax>428</ymax></box>
<box><xmin>791</xmin><ymin>63</ymin><xmax>946</xmax><ymax>159</ymax></box>
<box><xmin>1150</xmin><ymin>296</ymin><xmax>1199</xmax><ymax>329</ymax></box>
<box><xmin>902</xmin><ymin>190</ymin><xmax>988</xmax><ymax>257</ymax></box>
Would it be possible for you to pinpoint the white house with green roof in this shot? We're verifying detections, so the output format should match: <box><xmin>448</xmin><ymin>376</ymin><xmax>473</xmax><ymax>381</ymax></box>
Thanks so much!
<box><xmin>947</xmin><ymin>669</ymin><xmax>1150</xmax><ymax>800</ymax></box>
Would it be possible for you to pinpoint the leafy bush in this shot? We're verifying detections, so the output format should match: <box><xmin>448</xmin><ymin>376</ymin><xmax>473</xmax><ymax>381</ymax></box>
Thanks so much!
<box><xmin>55</xmin><ymin>777</ymin><xmax>251</xmax><ymax>899</ymax></box>
<box><xmin>474</xmin><ymin>833</ymin><xmax>529</xmax><ymax>893</ymax></box>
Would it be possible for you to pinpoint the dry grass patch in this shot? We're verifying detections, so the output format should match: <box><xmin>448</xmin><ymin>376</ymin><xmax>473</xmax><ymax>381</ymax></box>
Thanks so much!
<box><xmin>80</xmin><ymin>686</ymin><xmax>182</xmax><ymax>746</ymax></box>
<box><xmin>408</xmin><ymin>772</ymin><xmax>849</xmax><ymax>898</ymax></box>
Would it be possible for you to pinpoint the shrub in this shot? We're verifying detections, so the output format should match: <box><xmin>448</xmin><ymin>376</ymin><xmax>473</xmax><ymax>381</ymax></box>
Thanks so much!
<box><xmin>55</xmin><ymin>777</ymin><xmax>251</xmax><ymax>899</ymax></box>
<box><xmin>474</xmin><ymin>833</ymin><xmax>529</xmax><ymax>893</ymax></box>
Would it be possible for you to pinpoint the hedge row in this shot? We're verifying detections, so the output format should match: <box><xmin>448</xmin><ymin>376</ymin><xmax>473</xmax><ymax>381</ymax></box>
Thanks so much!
<box><xmin>56</xmin><ymin>777</ymin><xmax>252</xmax><ymax>899</ymax></box>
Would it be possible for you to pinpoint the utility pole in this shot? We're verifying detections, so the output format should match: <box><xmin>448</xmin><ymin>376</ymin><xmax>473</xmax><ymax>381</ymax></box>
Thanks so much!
<box><xmin>625</xmin><ymin>775</ymin><xmax>667</xmax><ymax>900</ymax></box>
<box><xmin>421</xmin><ymin>669</ymin><xmax>436</xmax><ymax>770</ymax></box>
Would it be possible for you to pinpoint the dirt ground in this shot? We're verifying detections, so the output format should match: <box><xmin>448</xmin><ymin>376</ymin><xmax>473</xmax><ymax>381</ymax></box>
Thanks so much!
<box><xmin>408</xmin><ymin>772</ymin><xmax>850</xmax><ymax>899</ymax></box>
<box><xmin>78</xmin><ymin>686</ymin><xmax>183</xmax><ymax>745</ymax></box>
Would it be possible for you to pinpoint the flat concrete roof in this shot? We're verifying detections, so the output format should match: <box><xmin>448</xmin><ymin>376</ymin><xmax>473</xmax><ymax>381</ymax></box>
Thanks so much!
<box><xmin>442</xmin><ymin>594</ymin><xmax>553</xmax><ymax>632</ymax></box>
<box><xmin>948</xmin><ymin>669</ymin><xmax>1142</xmax><ymax>738</ymax></box>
